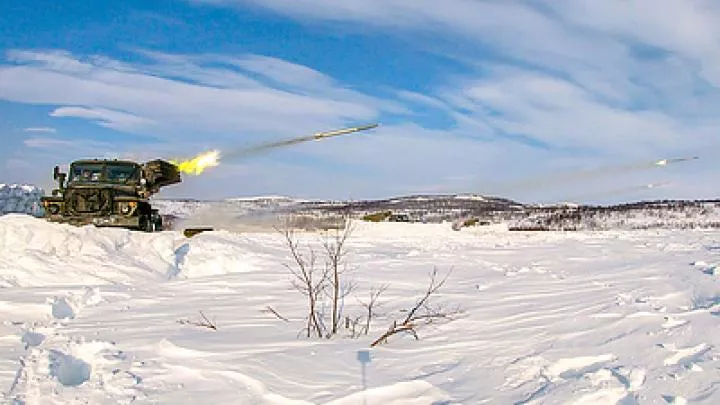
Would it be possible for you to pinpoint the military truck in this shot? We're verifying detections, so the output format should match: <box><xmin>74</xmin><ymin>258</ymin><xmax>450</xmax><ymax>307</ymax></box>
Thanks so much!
<box><xmin>40</xmin><ymin>159</ymin><xmax>180</xmax><ymax>232</ymax></box>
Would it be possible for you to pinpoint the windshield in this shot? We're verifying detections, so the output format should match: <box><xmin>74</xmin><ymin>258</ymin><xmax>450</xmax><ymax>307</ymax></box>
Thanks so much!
<box><xmin>68</xmin><ymin>163</ymin><xmax>139</xmax><ymax>184</ymax></box>
<box><xmin>106</xmin><ymin>165</ymin><xmax>139</xmax><ymax>183</ymax></box>
<box><xmin>69</xmin><ymin>164</ymin><xmax>104</xmax><ymax>183</ymax></box>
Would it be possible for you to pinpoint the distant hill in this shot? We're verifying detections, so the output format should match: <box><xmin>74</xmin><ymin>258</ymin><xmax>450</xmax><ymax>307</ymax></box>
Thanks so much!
<box><xmin>3</xmin><ymin>183</ymin><xmax>716</xmax><ymax>231</ymax></box>
<box><xmin>154</xmin><ymin>194</ymin><xmax>720</xmax><ymax>231</ymax></box>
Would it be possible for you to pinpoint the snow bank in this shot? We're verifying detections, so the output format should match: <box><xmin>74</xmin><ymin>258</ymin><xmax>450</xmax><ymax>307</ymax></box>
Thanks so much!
<box><xmin>0</xmin><ymin>184</ymin><xmax>44</xmax><ymax>216</ymax></box>
<box><xmin>173</xmin><ymin>230</ymin><xmax>280</xmax><ymax>278</ymax></box>
<box><xmin>0</xmin><ymin>215</ymin><xmax>282</xmax><ymax>286</ymax></box>
<box><xmin>0</xmin><ymin>214</ymin><xmax>184</xmax><ymax>287</ymax></box>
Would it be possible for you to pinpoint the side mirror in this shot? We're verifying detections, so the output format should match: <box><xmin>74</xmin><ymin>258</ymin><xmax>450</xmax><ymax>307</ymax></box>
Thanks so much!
<box><xmin>54</xmin><ymin>166</ymin><xmax>67</xmax><ymax>190</ymax></box>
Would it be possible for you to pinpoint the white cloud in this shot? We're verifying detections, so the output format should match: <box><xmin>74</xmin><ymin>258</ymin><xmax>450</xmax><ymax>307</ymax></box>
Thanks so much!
<box><xmin>20</xmin><ymin>136</ymin><xmax>121</xmax><ymax>159</ymax></box>
<box><xmin>443</xmin><ymin>69</ymin><xmax>686</xmax><ymax>156</ymax></box>
<box><xmin>195</xmin><ymin>0</ymin><xmax>720</xmax><ymax>74</ymax></box>
<box><xmin>0</xmin><ymin>50</ymin><xmax>393</xmax><ymax>142</ymax></box>
<box><xmin>23</xmin><ymin>127</ymin><xmax>56</xmax><ymax>133</ymax></box>
<box><xmin>50</xmin><ymin>106</ymin><xmax>154</xmax><ymax>132</ymax></box>
<box><xmin>23</xmin><ymin>137</ymin><xmax>74</xmax><ymax>149</ymax></box>
<box><xmin>230</xmin><ymin>54</ymin><xmax>336</xmax><ymax>91</ymax></box>
<box><xmin>7</xmin><ymin>49</ymin><xmax>93</xmax><ymax>74</ymax></box>
<box><xmin>193</xmin><ymin>0</ymin><xmax>632</xmax><ymax>81</ymax></box>
<box><xmin>395</xmin><ymin>90</ymin><xmax>451</xmax><ymax>111</ymax></box>
<box><xmin>192</xmin><ymin>0</ymin><xmax>720</xmax><ymax>115</ymax></box>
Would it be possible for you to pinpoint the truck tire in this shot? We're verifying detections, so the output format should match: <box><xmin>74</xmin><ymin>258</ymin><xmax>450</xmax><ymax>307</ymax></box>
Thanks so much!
<box><xmin>154</xmin><ymin>216</ymin><xmax>163</xmax><ymax>232</ymax></box>
<box><xmin>151</xmin><ymin>209</ymin><xmax>163</xmax><ymax>232</ymax></box>
<box><xmin>139</xmin><ymin>215</ymin><xmax>154</xmax><ymax>232</ymax></box>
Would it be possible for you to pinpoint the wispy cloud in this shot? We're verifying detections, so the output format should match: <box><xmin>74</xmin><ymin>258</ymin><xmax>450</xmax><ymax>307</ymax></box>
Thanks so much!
<box><xmin>192</xmin><ymin>1</ymin><xmax>720</xmax><ymax>117</ymax></box>
<box><xmin>50</xmin><ymin>106</ymin><xmax>154</xmax><ymax>132</ymax></box>
<box><xmin>440</xmin><ymin>68</ymin><xmax>687</xmax><ymax>156</ymax></box>
<box><xmin>23</xmin><ymin>137</ymin><xmax>75</xmax><ymax>148</ymax></box>
<box><xmin>23</xmin><ymin>127</ymin><xmax>56</xmax><ymax>133</ymax></box>
<box><xmin>0</xmin><ymin>50</ymin><xmax>396</xmax><ymax>143</ymax></box>
<box><xmin>194</xmin><ymin>0</ymin><xmax>720</xmax><ymax>77</ymax></box>
<box><xmin>21</xmin><ymin>136</ymin><xmax>121</xmax><ymax>158</ymax></box>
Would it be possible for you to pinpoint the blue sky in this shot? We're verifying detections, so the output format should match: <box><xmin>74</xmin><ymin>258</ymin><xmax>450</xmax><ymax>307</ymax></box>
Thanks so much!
<box><xmin>1</xmin><ymin>0</ymin><xmax>718</xmax><ymax>203</ymax></box>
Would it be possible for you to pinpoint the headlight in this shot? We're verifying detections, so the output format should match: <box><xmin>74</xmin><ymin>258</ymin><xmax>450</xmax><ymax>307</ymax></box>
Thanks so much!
<box><xmin>48</xmin><ymin>204</ymin><xmax>60</xmax><ymax>215</ymax></box>
<box><xmin>117</xmin><ymin>201</ymin><xmax>137</xmax><ymax>215</ymax></box>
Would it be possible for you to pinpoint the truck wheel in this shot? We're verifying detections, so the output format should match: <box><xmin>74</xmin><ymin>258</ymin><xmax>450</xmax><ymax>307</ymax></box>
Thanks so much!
<box><xmin>154</xmin><ymin>216</ymin><xmax>163</xmax><ymax>232</ymax></box>
<box><xmin>150</xmin><ymin>209</ymin><xmax>163</xmax><ymax>232</ymax></box>
<box><xmin>139</xmin><ymin>215</ymin><xmax>154</xmax><ymax>232</ymax></box>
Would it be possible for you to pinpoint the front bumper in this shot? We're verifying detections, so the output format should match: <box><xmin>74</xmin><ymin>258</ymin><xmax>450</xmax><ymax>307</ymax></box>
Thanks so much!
<box><xmin>45</xmin><ymin>214</ymin><xmax>141</xmax><ymax>228</ymax></box>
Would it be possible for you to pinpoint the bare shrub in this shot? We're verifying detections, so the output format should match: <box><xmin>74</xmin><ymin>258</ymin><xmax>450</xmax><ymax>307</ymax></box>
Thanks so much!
<box><xmin>279</xmin><ymin>226</ymin><xmax>329</xmax><ymax>338</ymax></box>
<box><xmin>278</xmin><ymin>220</ymin><xmax>458</xmax><ymax>344</ymax></box>
<box><xmin>321</xmin><ymin>219</ymin><xmax>356</xmax><ymax>335</ymax></box>
<box><xmin>278</xmin><ymin>215</ymin><xmax>360</xmax><ymax>339</ymax></box>
<box><xmin>371</xmin><ymin>267</ymin><xmax>458</xmax><ymax>347</ymax></box>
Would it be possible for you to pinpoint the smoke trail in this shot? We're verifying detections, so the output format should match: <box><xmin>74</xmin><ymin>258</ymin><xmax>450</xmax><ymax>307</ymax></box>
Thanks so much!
<box><xmin>563</xmin><ymin>182</ymin><xmax>671</xmax><ymax>202</ymax></box>
<box><xmin>485</xmin><ymin>157</ymin><xmax>698</xmax><ymax>197</ymax></box>
<box><xmin>223</xmin><ymin>124</ymin><xmax>379</xmax><ymax>161</ymax></box>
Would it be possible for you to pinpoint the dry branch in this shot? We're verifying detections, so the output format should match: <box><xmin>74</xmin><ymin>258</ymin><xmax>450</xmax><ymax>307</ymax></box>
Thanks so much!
<box><xmin>371</xmin><ymin>267</ymin><xmax>454</xmax><ymax>347</ymax></box>
<box><xmin>177</xmin><ymin>310</ymin><xmax>217</xmax><ymax>330</ymax></box>
<box><xmin>322</xmin><ymin>218</ymin><xmax>354</xmax><ymax>335</ymax></box>
<box><xmin>359</xmin><ymin>284</ymin><xmax>389</xmax><ymax>336</ymax></box>
<box><xmin>370</xmin><ymin>321</ymin><xmax>418</xmax><ymax>347</ymax></box>
<box><xmin>263</xmin><ymin>306</ymin><xmax>290</xmax><ymax>322</ymax></box>
<box><xmin>402</xmin><ymin>267</ymin><xmax>450</xmax><ymax>325</ymax></box>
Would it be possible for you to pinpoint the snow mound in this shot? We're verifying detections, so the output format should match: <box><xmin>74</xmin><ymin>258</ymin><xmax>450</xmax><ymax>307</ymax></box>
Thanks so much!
<box><xmin>0</xmin><ymin>214</ymin><xmax>282</xmax><ymax>287</ymax></box>
<box><xmin>174</xmin><ymin>231</ymin><xmax>279</xmax><ymax>279</ymax></box>
<box><xmin>0</xmin><ymin>184</ymin><xmax>44</xmax><ymax>216</ymax></box>
<box><xmin>0</xmin><ymin>214</ymin><xmax>183</xmax><ymax>287</ymax></box>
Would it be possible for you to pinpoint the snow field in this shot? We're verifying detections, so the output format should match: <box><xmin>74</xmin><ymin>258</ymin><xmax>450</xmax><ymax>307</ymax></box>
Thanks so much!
<box><xmin>0</xmin><ymin>214</ymin><xmax>719</xmax><ymax>404</ymax></box>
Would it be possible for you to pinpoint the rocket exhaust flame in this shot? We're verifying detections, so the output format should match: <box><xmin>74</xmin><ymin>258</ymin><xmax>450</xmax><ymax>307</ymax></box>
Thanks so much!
<box><xmin>170</xmin><ymin>123</ymin><xmax>378</xmax><ymax>175</ymax></box>
<box><xmin>654</xmin><ymin>156</ymin><xmax>699</xmax><ymax>166</ymax></box>
<box><xmin>170</xmin><ymin>150</ymin><xmax>221</xmax><ymax>175</ymax></box>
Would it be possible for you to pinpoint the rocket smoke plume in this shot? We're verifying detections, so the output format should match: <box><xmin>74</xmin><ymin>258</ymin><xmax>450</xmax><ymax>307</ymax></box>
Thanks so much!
<box><xmin>563</xmin><ymin>182</ymin><xmax>671</xmax><ymax>201</ymax></box>
<box><xmin>171</xmin><ymin>123</ymin><xmax>379</xmax><ymax>176</ymax></box>
<box><xmin>223</xmin><ymin>124</ymin><xmax>379</xmax><ymax>160</ymax></box>
<box><xmin>484</xmin><ymin>156</ymin><xmax>699</xmax><ymax>197</ymax></box>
